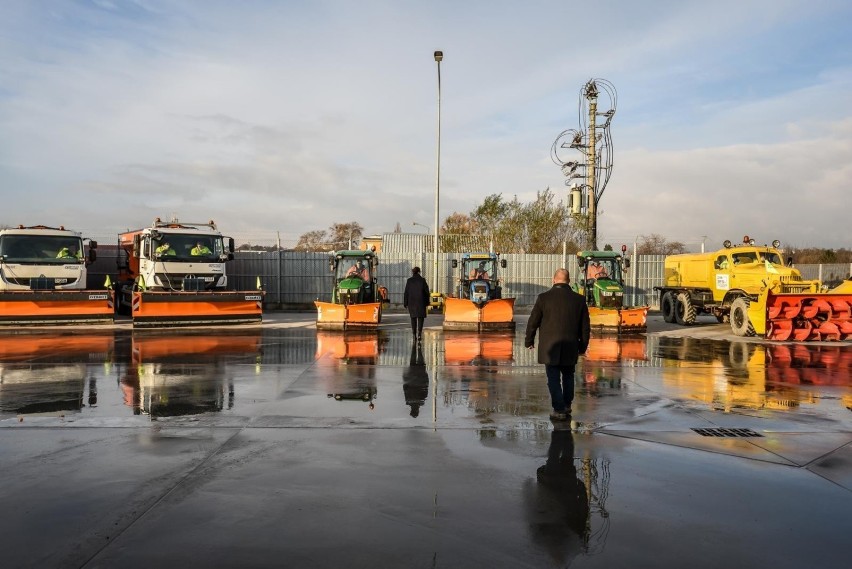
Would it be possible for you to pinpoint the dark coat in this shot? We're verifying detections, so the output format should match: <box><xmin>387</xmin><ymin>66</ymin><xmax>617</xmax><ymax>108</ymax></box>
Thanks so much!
<box><xmin>403</xmin><ymin>273</ymin><xmax>430</xmax><ymax>318</ymax></box>
<box><xmin>524</xmin><ymin>283</ymin><xmax>590</xmax><ymax>366</ymax></box>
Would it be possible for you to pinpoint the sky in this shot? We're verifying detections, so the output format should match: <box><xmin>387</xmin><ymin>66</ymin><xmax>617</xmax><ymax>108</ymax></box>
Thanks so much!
<box><xmin>1</xmin><ymin>0</ymin><xmax>850</xmax><ymax>250</ymax></box>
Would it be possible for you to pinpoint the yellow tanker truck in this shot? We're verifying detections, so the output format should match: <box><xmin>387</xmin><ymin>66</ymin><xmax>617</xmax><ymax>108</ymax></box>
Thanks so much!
<box><xmin>654</xmin><ymin>236</ymin><xmax>851</xmax><ymax>341</ymax></box>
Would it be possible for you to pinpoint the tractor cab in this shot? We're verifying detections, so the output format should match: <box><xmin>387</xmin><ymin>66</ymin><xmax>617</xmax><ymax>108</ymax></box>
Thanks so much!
<box><xmin>329</xmin><ymin>250</ymin><xmax>381</xmax><ymax>305</ymax></box>
<box><xmin>453</xmin><ymin>253</ymin><xmax>506</xmax><ymax>306</ymax></box>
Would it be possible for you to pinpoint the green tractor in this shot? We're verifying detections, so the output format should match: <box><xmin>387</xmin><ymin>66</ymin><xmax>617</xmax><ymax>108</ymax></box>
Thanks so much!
<box><xmin>315</xmin><ymin>249</ymin><xmax>388</xmax><ymax>330</ymax></box>
<box><xmin>573</xmin><ymin>249</ymin><xmax>648</xmax><ymax>334</ymax></box>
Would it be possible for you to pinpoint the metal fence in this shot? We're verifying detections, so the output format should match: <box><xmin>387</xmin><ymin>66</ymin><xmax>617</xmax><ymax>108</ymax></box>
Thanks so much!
<box><xmin>86</xmin><ymin>245</ymin><xmax>849</xmax><ymax>310</ymax></box>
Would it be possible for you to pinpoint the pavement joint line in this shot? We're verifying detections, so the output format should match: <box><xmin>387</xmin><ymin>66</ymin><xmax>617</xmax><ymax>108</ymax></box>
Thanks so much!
<box><xmin>596</xmin><ymin>430</ymin><xmax>808</xmax><ymax>467</ymax></box>
<box><xmin>799</xmin><ymin>439</ymin><xmax>852</xmax><ymax>469</ymax></box>
<box><xmin>78</xmin><ymin>428</ymin><xmax>244</xmax><ymax>569</ymax></box>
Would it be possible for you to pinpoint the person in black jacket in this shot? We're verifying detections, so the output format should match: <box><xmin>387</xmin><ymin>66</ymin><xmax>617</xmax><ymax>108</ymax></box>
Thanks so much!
<box><xmin>403</xmin><ymin>266</ymin><xmax>430</xmax><ymax>342</ymax></box>
<box><xmin>525</xmin><ymin>268</ymin><xmax>591</xmax><ymax>420</ymax></box>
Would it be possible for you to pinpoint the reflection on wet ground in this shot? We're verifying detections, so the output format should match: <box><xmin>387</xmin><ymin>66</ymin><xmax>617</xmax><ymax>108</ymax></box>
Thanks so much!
<box><xmin>1</xmin><ymin>315</ymin><xmax>850</xmax><ymax>568</ymax></box>
<box><xmin>1</xmin><ymin>325</ymin><xmax>850</xmax><ymax>421</ymax></box>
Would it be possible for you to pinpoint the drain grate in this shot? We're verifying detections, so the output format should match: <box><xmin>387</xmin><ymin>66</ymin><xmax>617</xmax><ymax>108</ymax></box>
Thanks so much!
<box><xmin>691</xmin><ymin>427</ymin><xmax>763</xmax><ymax>438</ymax></box>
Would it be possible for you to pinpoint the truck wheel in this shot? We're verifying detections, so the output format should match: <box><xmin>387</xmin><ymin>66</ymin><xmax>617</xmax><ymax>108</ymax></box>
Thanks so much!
<box><xmin>661</xmin><ymin>292</ymin><xmax>677</xmax><ymax>323</ymax></box>
<box><xmin>730</xmin><ymin>297</ymin><xmax>755</xmax><ymax>337</ymax></box>
<box><xmin>675</xmin><ymin>293</ymin><xmax>697</xmax><ymax>325</ymax></box>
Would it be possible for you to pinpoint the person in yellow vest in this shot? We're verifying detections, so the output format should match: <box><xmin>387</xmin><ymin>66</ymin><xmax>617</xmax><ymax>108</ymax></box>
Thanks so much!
<box><xmin>155</xmin><ymin>242</ymin><xmax>176</xmax><ymax>257</ymax></box>
<box><xmin>56</xmin><ymin>245</ymin><xmax>81</xmax><ymax>259</ymax></box>
<box><xmin>191</xmin><ymin>241</ymin><xmax>212</xmax><ymax>256</ymax></box>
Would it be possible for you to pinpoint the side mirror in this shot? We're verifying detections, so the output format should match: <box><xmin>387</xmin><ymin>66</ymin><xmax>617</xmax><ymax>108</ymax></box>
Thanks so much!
<box><xmin>786</xmin><ymin>256</ymin><xmax>793</xmax><ymax>266</ymax></box>
<box><xmin>577</xmin><ymin>258</ymin><xmax>586</xmax><ymax>268</ymax></box>
<box><xmin>451</xmin><ymin>260</ymin><xmax>458</xmax><ymax>268</ymax></box>
<box><xmin>329</xmin><ymin>259</ymin><xmax>335</xmax><ymax>273</ymax></box>
<box><xmin>500</xmin><ymin>259</ymin><xmax>507</xmax><ymax>268</ymax></box>
<box><xmin>624</xmin><ymin>258</ymin><xmax>630</xmax><ymax>269</ymax></box>
<box><xmin>89</xmin><ymin>240</ymin><xmax>98</xmax><ymax>249</ymax></box>
<box><xmin>228</xmin><ymin>238</ymin><xmax>235</xmax><ymax>253</ymax></box>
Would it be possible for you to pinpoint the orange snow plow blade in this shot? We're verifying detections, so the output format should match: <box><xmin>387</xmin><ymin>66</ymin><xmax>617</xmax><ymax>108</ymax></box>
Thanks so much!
<box><xmin>0</xmin><ymin>334</ymin><xmax>114</xmax><ymax>360</ymax></box>
<box><xmin>760</xmin><ymin>290</ymin><xmax>852</xmax><ymax>342</ymax></box>
<box><xmin>443</xmin><ymin>298</ymin><xmax>515</xmax><ymax>331</ymax></box>
<box><xmin>0</xmin><ymin>290</ymin><xmax>114</xmax><ymax>325</ymax></box>
<box><xmin>314</xmin><ymin>301</ymin><xmax>381</xmax><ymax>330</ymax></box>
<box><xmin>443</xmin><ymin>332</ymin><xmax>514</xmax><ymax>364</ymax></box>
<box><xmin>588</xmin><ymin>306</ymin><xmax>648</xmax><ymax>335</ymax></box>
<box><xmin>131</xmin><ymin>291</ymin><xmax>263</xmax><ymax>328</ymax></box>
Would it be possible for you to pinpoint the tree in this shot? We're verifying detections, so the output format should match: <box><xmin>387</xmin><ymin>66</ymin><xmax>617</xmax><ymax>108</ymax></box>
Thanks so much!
<box><xmin>786</xmin><ymin>247</ymin><xmax>851</xmax><ymax>264</ymax></box>
<box><xmin>636</xmin><ymin>234</ymin><xmax>686</xmax><ymax>255</ymax></box>
<box><xmin>471</xmin><ymin>194</ymin><xmax>510</xmax><ymax>236</ymax></box>
<box><xmin>329</xmin><ymin>222</ymin><xmax>363</xmax><ymax>249</ymax></box>
<box><xmin>469</xmin><ymin>189</ymin><xmax>583</xmax><ymax>254</ymax></box>
<box><xmin>236</xmin><ymin>243</ymin><xmax>278</xmax><ymax>252</ymax></box>
<box><xmin>294</xmin><ymin>230</ymin><xmax>328</xmax><ymax>251</ymax></box>
<box><xmin>441</xmin><ymin>212</ymin><xmax>477</xmax><ymax>235</ymax></box>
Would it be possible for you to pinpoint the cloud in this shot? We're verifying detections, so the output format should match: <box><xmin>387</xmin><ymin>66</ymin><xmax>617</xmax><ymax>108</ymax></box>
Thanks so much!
<box><xmin>1</xmin><ymin>0</ymin><xmax>851</xmax><ymax>248</ymax></box>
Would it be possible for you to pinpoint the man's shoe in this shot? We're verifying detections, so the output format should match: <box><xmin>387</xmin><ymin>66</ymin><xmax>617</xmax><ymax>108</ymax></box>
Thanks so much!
<box><xmin>565</xmin><ymin>406</ymin><xmax>572</xmax><ymax>416</ymax></box>
<box><xmin>549</xmin><ymin>411</ymin><xmax>568</xmax><ymax>421</ymax></box>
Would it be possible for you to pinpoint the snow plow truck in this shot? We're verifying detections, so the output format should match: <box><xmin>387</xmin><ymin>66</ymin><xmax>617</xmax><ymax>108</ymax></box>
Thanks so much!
<box><xmin>655</xmin><ymin>236</ymin><xmax>851</xmax><ymax>341</ymax></box>
<box><xmin>315</xmin><ymin>249</ymin><xmax>389</xmax><ymax>330</ymax></box>
<box><xmin>443</xmin><ymin>253</ymin><xmax>515</xmax><ymax>331</ymax></box>
<box><xmin>116</xmin><ymin>218</ymin><xmax>263</xmax><ymax>327</ymax></box>
<box><xmin>0</xmin><ymin>225</ymin><xmax>113</xmax><ymax>325</ymax></box>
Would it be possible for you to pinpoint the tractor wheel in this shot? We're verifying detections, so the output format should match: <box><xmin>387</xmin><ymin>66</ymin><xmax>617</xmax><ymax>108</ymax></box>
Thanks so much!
<box><xmin>730</xmin><ymin>297</ymin><xmax>755</xmax><ymax>337</ymax></box>
<box><xmin>661</xmin><ymin>292</ymin><xmax>677</xmax><ymax>323</ymax></box>
<box><xmin>675</xmin><ymin>293</ymin><xmax>697</xmax><ymax>325</ymax></box>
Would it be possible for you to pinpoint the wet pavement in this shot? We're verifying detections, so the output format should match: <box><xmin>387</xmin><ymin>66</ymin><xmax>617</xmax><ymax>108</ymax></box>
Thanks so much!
<box><xmin>1</xmin><ymin>313</ymin><xmax>850</xmax><ymax>568</ymax></box>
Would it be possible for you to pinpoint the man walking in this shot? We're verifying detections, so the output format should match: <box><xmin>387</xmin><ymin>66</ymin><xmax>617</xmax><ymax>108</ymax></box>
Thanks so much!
<box><xmin>403</xmin><ymin>266</ymin><xmax>430</xmax><ymax>342</ymax></box>
<box><xmin>525</xmin><ymin>268</ymin><xmax>590</xmax><ymax>421</ymax></box>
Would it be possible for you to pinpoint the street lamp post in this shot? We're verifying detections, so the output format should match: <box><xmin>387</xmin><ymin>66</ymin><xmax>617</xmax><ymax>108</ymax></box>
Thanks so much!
<box><xmin>433</xmin><ymin>50</ymin><xmax>443</xmax><ymax>294</ymax></box>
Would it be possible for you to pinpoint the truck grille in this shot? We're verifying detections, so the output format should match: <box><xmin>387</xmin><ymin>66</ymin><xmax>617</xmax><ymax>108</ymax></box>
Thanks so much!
<box><xmin>7</xmin><ymin>277</ymin><xmax>80</xmax><ymax>287</ymax></box>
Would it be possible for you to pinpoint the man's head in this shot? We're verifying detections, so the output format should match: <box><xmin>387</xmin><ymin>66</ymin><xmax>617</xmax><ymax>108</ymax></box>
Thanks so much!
<box><xmin>196</xmin><ymin>241</ymin><xmax>203</xmax><ymax>247</ymax></box>
<box><xmin>412</xmin><ymin>266</ymin><xmax>421</xmax><ymax>275</ymax></box>
<box><xmin>553</xmin><ymin>268</ymin><xmax>570</xmax><ymax>284</ymax></box>
<box><xmin>479</xmin><ymin>261</ymin><xmax>486</xmax><ymax>269</ymax></box>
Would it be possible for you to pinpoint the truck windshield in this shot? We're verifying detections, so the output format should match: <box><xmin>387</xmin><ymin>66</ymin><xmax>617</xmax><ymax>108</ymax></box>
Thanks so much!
<box><xmin>731</xmin><ymin>252</ymin><xmax>759</xmax><ymax>265</ymax></box>
<box><xmin>153</xmin><ymin>234</ymin><xmax>223</xmax><ymax>261</ymax></box>
<box><xmin>0</xmin><ymin>235</ymin><xmax>84</xmax><ymax>264</ymax></box>
<box><xmin>760</xmin><ymin>252</ymin><xmax>783</xmax><ymax>265</ymax></box>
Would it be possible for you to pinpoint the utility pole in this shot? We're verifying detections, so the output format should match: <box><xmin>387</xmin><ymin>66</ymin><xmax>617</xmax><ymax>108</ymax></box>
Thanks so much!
<box><xmin>585</xmin><ymin>81</ymin><xmax>598</xmax><ymax>250</ymax></box>
<box><xmin>551</xmin><ymin>78</ymin><xmax>616</xmax><ymax>253</ymax></box>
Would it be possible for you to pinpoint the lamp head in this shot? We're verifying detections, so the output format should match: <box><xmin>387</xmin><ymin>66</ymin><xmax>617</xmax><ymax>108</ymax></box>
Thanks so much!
<box><xmin>434</xmin><ymin>51</ymin><xmax>443</xmax><ymax>62</ymax></box>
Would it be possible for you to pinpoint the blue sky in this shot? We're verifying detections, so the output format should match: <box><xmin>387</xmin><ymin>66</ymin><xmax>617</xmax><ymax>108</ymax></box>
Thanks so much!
<box><xmin>1</xmin><ymin>0</ymin><xmax>850</xmax><ymax>249</ymax></box>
